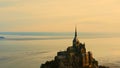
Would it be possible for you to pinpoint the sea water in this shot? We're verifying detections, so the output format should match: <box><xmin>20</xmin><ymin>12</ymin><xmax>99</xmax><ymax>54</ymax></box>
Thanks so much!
<box><xmin>0</xmin><ymin>32</ymin><xmax>120</xmax><ymax>68</ymax></box>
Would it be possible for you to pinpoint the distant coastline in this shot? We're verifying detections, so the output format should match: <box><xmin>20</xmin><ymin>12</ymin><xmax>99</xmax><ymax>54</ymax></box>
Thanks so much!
<box><xmin>0</xmin><ymin>32</ymin><xmax>120</xmax><ymax>38</ymax></box>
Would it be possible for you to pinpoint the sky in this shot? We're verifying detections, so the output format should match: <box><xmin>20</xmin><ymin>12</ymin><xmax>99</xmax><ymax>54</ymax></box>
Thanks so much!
<box><xmin>0</xmin><ymin>0</ymin><xmax>120</xmax><ymax>32</ymax></box>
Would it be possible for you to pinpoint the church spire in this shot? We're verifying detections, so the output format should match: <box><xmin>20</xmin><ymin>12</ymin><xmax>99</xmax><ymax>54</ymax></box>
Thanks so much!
<box><xmin>75</xmin><ymin>26</ymin><xmax>77</xmax><ymax>37</ymax></box>
<box><xmin>73</xmin><ymin>26</ymin><xmax>79</xmax><ymax>47</ymax></box>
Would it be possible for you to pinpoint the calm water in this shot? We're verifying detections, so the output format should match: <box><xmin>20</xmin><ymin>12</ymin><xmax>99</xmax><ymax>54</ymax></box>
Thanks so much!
<box><xmin>0</xmin><ymin>32</ymin><xmax>120</xmax><ymax>68</ymax></box>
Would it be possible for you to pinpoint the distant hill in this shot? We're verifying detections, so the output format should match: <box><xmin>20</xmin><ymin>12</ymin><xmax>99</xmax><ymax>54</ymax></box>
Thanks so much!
<box><xmin>0</xmin><ymin>37</ymin><xmax>5</xmax><ymax>39</ymax></box>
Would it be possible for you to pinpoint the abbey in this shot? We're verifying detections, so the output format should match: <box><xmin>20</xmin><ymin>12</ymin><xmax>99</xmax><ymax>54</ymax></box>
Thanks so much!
<box><xmin>56</xmin><ymin>27</ymin><xmax>98</xmax><ymax>68</ymax></box>
<box><xmin>41</xmin><ymin>27</ymin><xmax>109</xmax><ymax>68</ymax></box>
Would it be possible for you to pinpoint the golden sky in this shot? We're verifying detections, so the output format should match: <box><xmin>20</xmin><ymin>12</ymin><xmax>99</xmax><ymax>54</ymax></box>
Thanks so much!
<box><xmin>0</xmin><ymin>0</ymin><xmax>120</xmax><ymax>32</ymax></box>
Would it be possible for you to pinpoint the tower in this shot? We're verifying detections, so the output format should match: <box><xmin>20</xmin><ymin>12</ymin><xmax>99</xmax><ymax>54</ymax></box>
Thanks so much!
<box><xmin>73</xmin><ymin>26</ymin><xmax>80</xmax><ymax>47</ymax></box>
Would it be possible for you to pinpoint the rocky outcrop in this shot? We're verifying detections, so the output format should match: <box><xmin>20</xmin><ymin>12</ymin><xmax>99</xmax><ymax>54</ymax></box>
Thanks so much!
<box><xmin>40</xmin><ymin>27</ymin><xmax>109</xmax><ymax>68</ymax></box>
<box><xmin>40</xmin><ymin>42</ymin><xmax>109</xmax><ymax>68</ymax></box>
